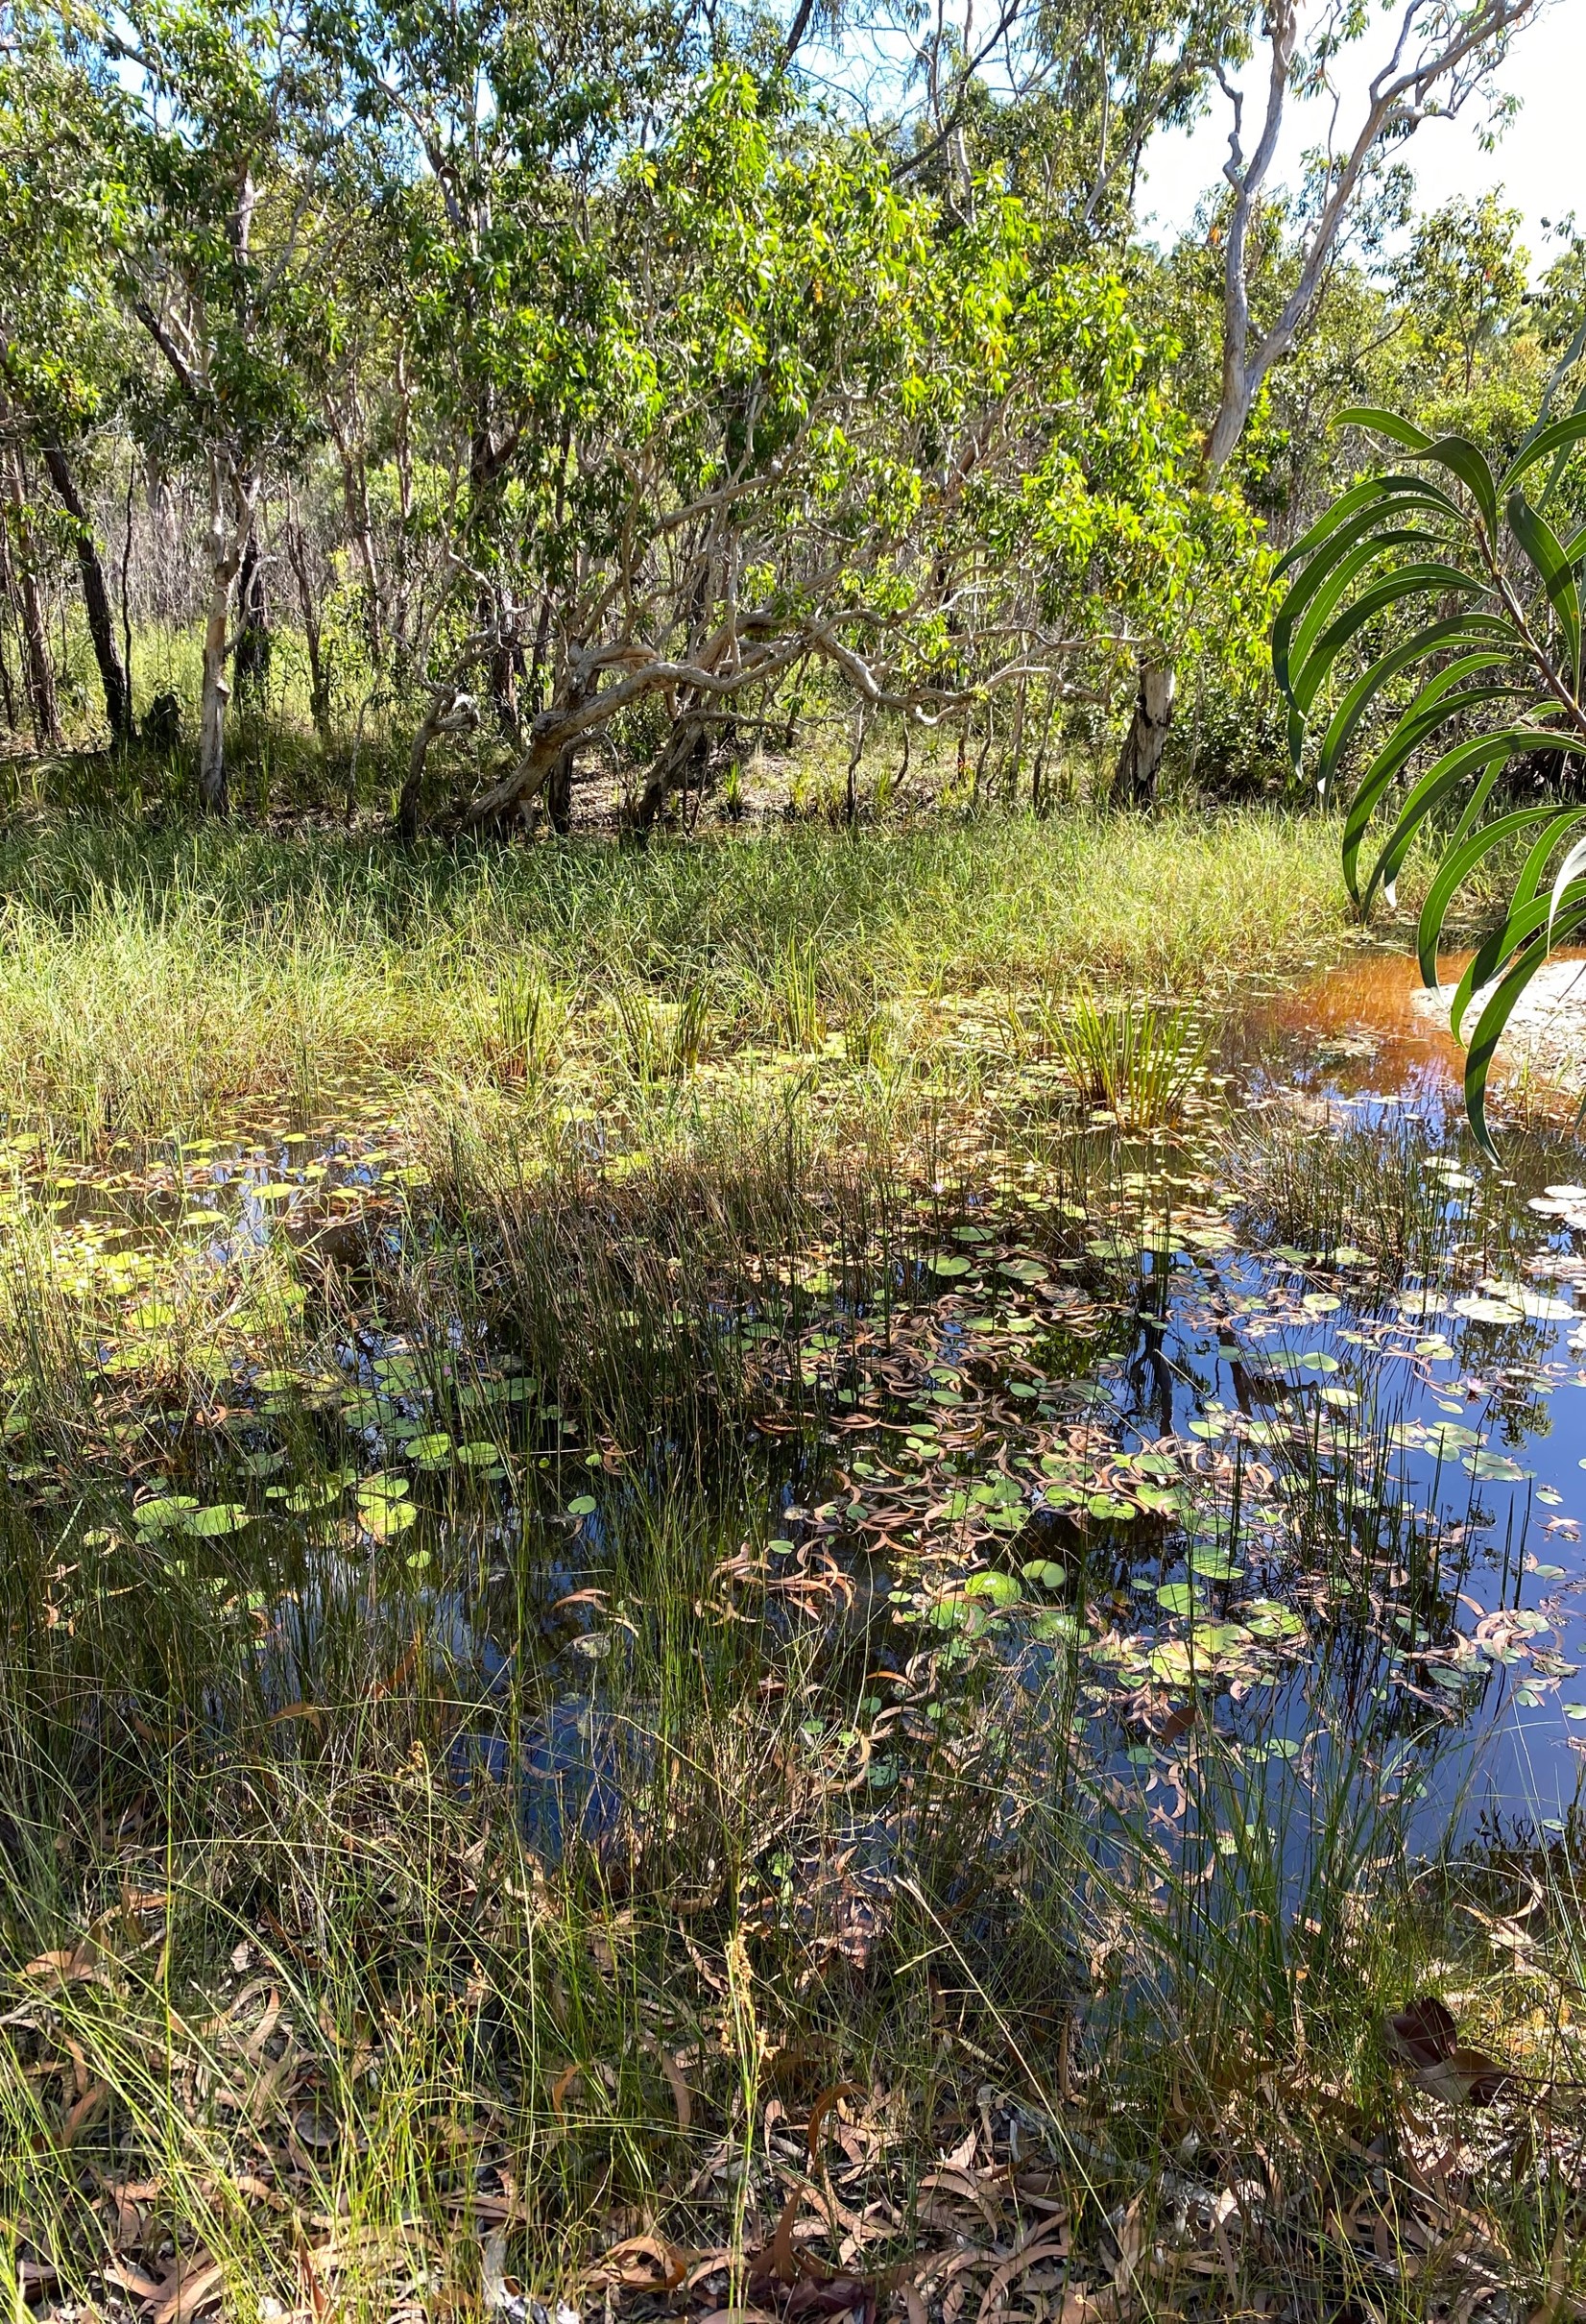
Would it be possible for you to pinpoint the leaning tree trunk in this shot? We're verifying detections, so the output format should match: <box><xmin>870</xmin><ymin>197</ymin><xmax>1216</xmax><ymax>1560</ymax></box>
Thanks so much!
<box><xmin>1113</xmin><ymin>664</ymin><xmax>1175</xmax><ymax>809</ymax></box>
<box><xmin>198</xmin><ymin>458</ymin><xmax>252</xmax><ymax>812</ymax></box>
<box><xmin>3</xmin><ymin>448</ymin><xmax>59</xmax><ymax>749</ymax></box>
<box><xmin>37</xmin><ymin>435</ymin><xmax>132</xmax><ymax>744</ymax></box>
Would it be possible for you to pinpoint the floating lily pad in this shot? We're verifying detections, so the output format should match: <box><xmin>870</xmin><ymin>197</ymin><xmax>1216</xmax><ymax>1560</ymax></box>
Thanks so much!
<box><xmin>185</xmin><ymin>1502</ymin><xmax>250</xmax><ymax>1537</ymax></box>
<box><xmin>1464</xmin><ymin>1450</ymin><xmax>1532</xmax><ymax>1483</ymax></box>
<box><xmin>1453</xmin><ymin>1295</ymin><xmax>1525</xmax><ymax>1325</ymax></box>
<box><xmin>1155</xmin><ymin>1582</ymin><xmax>1198</xmax><ymax>1616</ymax></box>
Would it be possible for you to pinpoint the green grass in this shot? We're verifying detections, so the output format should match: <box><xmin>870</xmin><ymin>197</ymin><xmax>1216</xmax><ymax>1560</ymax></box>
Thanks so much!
<box><xmin>0</xmin><ymin>808</ymin><xmax>1354</xmax><ymax>1146</ymax></box>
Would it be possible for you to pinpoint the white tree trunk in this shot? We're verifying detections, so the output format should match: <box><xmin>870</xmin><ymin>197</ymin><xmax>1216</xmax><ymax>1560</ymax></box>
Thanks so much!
<box><xmin>1114</xmin><ymin>663</ymin><xmax>1176</xmax><ymax>807</ymax></box>
<box><xmin>198</xmin><ymin>457</ymin><xmax>252</xmax><ymax>811</ymax></box>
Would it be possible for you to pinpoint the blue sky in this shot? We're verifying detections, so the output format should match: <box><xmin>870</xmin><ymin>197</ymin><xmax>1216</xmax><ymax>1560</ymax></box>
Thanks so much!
<box><xmin>1139</xmin><ymin>0</ymin><xmax>1585</xmax><ymax>270</ymax></box>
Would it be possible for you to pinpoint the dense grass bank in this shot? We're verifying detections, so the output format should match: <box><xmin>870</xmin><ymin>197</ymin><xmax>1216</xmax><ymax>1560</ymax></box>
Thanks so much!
<box><xmin>0</xmin><ymin>809</ymin><xmax>1353</xmax><ymax>1144</ymax></box>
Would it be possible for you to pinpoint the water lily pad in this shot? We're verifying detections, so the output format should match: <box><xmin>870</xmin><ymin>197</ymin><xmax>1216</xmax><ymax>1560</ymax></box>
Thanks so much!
<box><xmin>1190</xmin><ymin>1621</ymin><xmax>1252</xmax><ymax>1656</ymax></box>
<box><xmin>1463</xmin><ymin>1450</ymin><xmax>1532</xmax><ymax>1483</ymax></box>
<box><xmin>1021</xmin><ymin>1559</ymin><xmax>1067</xmax><ymax>1588</ymax></box>
<box><xmin>566</xmin><ymin>1493</ymin><xmax>598</xmax><ymax>1517</ymax></box>
<box><xmin>1241</xmin><ymin>1600</ymin><xmax>1306</xmax><ymax>1639</ymax></box>
<box><xmin>358</xmin><ymin>1495</ymin><xmax>417</xmax><ymax>1539</ymax></box>
<box><xmin>927</xmin><ymin>1254</ymin><xmax>972</xmax><ymax>1277</ymax></box>
<box><xmin>1155</xmin><ymin>1582</ymin><xmax>1198</xmax><ymax>1616</ymax></box>
<box><xmin>963</xmin><ymin>1570</ymin><xmax>1021</xmax><ymax>1607</ymax></box>
<box><xmin>186</xmin><ymin>1502</ymin><xmax>250</xmax><ymax>1537</ymax></box>
<box><xmin>1452</xmin><ymin>1295</ymin><xmax>1525</xmax><ymax>1324</ymax></box>
<box><xmin>1423</xmin><ymin>1420</ymin><xmax>1479</xmax><ymax>1455</ymax></box>
<box><xmin>133</xmin><ymin>1494</ymin><xmax>199</xmax><ymax>1533</ymax></box>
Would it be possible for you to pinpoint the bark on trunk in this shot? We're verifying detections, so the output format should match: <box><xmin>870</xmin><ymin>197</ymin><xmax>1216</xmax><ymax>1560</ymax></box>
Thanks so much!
<box><xmin>634</xmin><ymin>716</ymin><xmax>708</xmax><ymax>833</ymax></box>
<box><xmin>199</xmin><ymin>588</ymin><xmax>231</xmax><ymax>809</ymax></box>
<box><xmin>3</xmin><ymin>449</ymin><xmax>59</xmax><ymax>748</ymax></box>
<box><xmin>283</xmin><ymin>516</ymin><xmax>332</xmax><ymax>747</ymax></box>
<box><xmin>545</xmin><ymin>743</ymin><xmax>574</xmax><ymax>835</ymax></box>
<box><xmin>233</xmin><ymin>525</ymin><xmax>271</xmax><ymax>704</ymax></box>
<box><xmin>199</xmin><ymin>460</ymin><xmax>252</xmax><ymax>812</ymax></box>
<box><xmin>396</xmin><ymin>685</ymin><xmax>479</xmax><ymax>840</ymax></box>
<box><xmin>1113</xmin><ymin>663</ymin><xmax>1175</xmax><ymax>809</ymax></box>
<box><xmin>37</xmin><ymin>435</ymin><xmax>132</xmax><ymax>743</ymax></box>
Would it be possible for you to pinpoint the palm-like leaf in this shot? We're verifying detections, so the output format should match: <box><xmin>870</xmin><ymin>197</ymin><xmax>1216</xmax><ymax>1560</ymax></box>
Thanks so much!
<box><xmin>1272</xmin><ymin>401</ymin><xmax>1586</xmax><ymax>1151</ymax></box>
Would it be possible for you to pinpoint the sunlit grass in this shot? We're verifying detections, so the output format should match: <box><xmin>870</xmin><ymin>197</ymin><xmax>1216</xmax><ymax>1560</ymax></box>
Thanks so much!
<box><xmin>0</xmin><ymin>808</ymin><xmax>1357</xmax><ymax>1147</ymax></box>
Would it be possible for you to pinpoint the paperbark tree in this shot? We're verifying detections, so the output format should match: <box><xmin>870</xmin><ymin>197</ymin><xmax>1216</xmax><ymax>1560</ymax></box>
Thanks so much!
<box><xmin>36</xmin><ymin>433</ymin><xmax>133</xmax><ymax>742</ymax></box>
<box><xmin>0</xmin><ymin>443</ymin><xmax>59</xmax><ymax>748</ymax></box>
<box><xmin>381</xmin><ymin>68</ymin><xmax>1215</xmax><ymax>838</ymax></box>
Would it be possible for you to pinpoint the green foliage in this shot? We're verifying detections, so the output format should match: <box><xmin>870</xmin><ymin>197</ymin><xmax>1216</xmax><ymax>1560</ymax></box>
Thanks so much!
<box><xmin>1045</xmin><ymin>991</ymin><xmax>1212</xmax><ymax>1124</ymax></box>
<box><xmin>1273</xmin><ymin>399</ymin><xmax>1586</xmax><ymax>1149</ymax></box>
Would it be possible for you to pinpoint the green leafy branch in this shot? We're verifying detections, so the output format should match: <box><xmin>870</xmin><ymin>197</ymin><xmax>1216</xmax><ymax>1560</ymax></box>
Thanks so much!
<box><xmin>1273</xmin><ymin>401</ymin><xmax>1586</xmax><ymax>1149</ymax></box>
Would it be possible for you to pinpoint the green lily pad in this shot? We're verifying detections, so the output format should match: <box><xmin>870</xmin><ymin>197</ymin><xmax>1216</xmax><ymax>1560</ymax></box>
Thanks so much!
<box><xmin>1464</xmin><ymin>1450</ymin><xmax>1532</xmax><ymax>1483</ymax></box>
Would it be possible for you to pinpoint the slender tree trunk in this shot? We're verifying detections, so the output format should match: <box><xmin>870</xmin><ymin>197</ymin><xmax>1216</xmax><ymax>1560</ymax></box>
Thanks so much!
<box><xmin>634</xmin><ymin>714</ymin><xmax>707</xmax><ymax>833</ymax></box>
<box><xmin>233</xmin><ymin>523</ymin><xmax>272</xmax><ymax>705</ymax></box>
<box><xmin>545</xmin><ymin>742</ymin><xmax>574</xmax><ymax>835</ymax></box>
<box><xmin>120</xmin><ymin>457</ymin><xmax>135</xmax><ymax>722</ymax></box>
<box><xmin>1113</xmin><ymin>664</ymin><xmax>1175</xmax><ymax>808</ymax></box>
<box><xmin>329</xmin><ymin>403</ymin><xmax>382</xmax><ymax>664</ymax></box>
<box><xmin>396</xmin><ymin>684</ymin><xmax>478</xmax><ymax>840</ymax></box>
<box><xmin>3</xmin><ymin>448</ymin><xmax>59</xmax><ymax>748</ymax></box>
<box><xmin>199</xmin><ymin>456</ymin><xmax>252</xmax><ymax>812</ymax></box>
<box><xmin>0</xmin><ymin>593</ymin><xmax>15</xmax><ymax>732</ymax></box>
<box><xmin>283</xmin><ymin>508</ymin><xmax>332</xmax><ymax>748</ymax></box>
<box><xmin>36</xmin><ymin>434</ymin><xmax>132</xmax><ymax>743</ymax></box>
